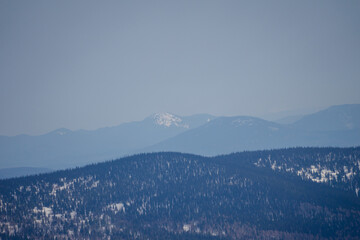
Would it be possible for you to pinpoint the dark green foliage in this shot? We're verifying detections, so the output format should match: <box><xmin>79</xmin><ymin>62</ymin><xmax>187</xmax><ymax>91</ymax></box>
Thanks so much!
<box><xmin>0</xmin><ymin>147</ymin><xmax>359</xmax><ymax>239</ymax></box>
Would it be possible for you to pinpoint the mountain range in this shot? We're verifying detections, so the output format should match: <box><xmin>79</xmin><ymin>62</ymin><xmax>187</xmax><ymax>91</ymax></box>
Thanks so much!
<box><xmin>0</xmin><ymin>113</ymin><xmax>215</xmax><ymax>171</ymax></box>
<box><xmin>0</xmin><ymin>104</ymin><xmax>359</xmax><ymax>178</ymax></box>
<box><xmin>148</xmin><ymin>104</ymin><xmax>360</xmax><ymax>155</ymax></box>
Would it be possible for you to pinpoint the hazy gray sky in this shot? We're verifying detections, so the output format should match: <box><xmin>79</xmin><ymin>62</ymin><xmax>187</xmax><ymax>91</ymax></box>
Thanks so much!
<box><xmin>1</xmin><ymin>0</ymin><xmax>360</xmax><ymax>136</ymax></box>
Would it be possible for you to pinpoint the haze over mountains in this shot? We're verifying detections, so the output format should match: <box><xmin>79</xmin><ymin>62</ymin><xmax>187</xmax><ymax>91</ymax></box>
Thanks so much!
<box><xmin>0</xmin><ymin>104</ymin><xmax>359</xmax><ymax>178</ymax></box>
<box><xmin>0</xmin><ymin>113</ymin><xmax>215</xmax><ymax>171</ymax></box>
<box><xmin>149</xmin><ymin>104</ymin><xmax>360</xmax><ymax>155</ymax></box>
<box><xmin>1</xmin><ymin>105</ymin><xmax>360</xmax><ymax>238</ymax></box>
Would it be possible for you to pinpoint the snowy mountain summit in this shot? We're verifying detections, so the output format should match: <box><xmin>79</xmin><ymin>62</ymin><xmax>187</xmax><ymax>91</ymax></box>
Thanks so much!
<box><xmin>152</xmin><ymin>113</ymin><xmax>189</xmax><ymax>128</ymax></box>
<box><xmin>49</xmin><ymin>128</ymin><xmax>72</xmax><ymax>136</ymax></box>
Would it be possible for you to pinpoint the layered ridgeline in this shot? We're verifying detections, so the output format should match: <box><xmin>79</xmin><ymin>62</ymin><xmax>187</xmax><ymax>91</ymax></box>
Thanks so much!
<box><xmin>147</xmin><ymin>104</ymin><xmax>360</xmax><ymax>155</ymax></box>
<box><xmin>0</xmin><ymin>147</ymin><xmax>360</xmax><ymax>239</ymax></box>
<box><xmin>0</xmin><ymin>113</ymin><xmax>215</xmax><ymax>170</ymax></box>
<box><xmin>0</xmin><ymin>104</ymin><xmax>359</xmax><ymax>177</ymax></box>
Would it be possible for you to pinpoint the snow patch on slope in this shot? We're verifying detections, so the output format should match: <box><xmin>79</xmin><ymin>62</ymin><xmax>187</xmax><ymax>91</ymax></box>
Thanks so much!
<box><xmin>153</xmin><ymin>113</ymin><xmax>189</xmax><ymax>128</ymax></box>
<box><xmin>106</xmin><ymin>202</ymin><xmax>125</xmax><ymax>214</ymax></box>
<box><xmin>232</xmin><ymin>118</ymin><xmax>255</xmax><ymax>127</ymax></box>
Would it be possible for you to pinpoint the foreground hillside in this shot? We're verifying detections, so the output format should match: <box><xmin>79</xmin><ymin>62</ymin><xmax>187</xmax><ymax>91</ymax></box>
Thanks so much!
<box><xmin>1</xmin><ymin>147</ymin><xmax>360</xmax><ymax>239</ymax></box>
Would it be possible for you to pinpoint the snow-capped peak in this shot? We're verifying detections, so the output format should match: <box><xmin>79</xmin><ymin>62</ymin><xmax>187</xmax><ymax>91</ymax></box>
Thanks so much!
<box><xmin>51</xmin><ymin>128</ymin><xmax>71</xmax><ymax>136</ymax></box>
<box><xmin>153</xmin><ymin>113</ymin><xmax>189</xmax><ymax>128</ymax></box>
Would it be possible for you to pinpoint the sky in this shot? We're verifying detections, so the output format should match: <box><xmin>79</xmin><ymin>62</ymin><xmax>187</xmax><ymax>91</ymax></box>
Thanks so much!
<box><xmin>1</xmin><ymin>0</ymin><xmax>360</xmax><ymax>136</ymax></box>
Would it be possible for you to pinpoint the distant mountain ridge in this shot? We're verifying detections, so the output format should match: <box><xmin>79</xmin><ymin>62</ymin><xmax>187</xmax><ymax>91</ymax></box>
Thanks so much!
<box><xmin>0</xmin><ymin>104</ymin><xmax>359</xmax><ymax>178</ymax></box>
<box><xmin>0</xmin><ymin>113</ymin><xmax>216</xmax><ymax>171</ymax></box>
<box><xmin>147</xmin><ymin>104</ymin><xmax>360</xmax><ymax>155</ymax></box>
<box><xmin>292</xmin><ymin>104</ymin><xmax>360</xmax><ymax>131</ymax></box>
<box><xmin>0</xmin><ymin>167</ymin><xmax>53</xmax><ymax>179</ymax></box>
<box><xmin>144</xmin><ymin>116</ymin><xmax>286</xmax><ymax>155</ymax></box>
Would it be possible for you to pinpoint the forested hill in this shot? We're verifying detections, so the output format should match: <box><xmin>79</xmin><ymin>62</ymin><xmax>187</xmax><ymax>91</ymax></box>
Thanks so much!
<box><xmin>1</xmin><ymin>147</ymin><xmax>360</xmax><ymax>239</ymax></box>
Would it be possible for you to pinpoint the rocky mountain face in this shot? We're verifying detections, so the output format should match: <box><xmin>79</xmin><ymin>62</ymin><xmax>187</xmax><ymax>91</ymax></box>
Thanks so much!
<box><xmin>1</xmin><ymin>147</ymin><xmax>359</xmax><ymax>239</ymax></box>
